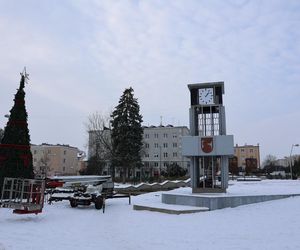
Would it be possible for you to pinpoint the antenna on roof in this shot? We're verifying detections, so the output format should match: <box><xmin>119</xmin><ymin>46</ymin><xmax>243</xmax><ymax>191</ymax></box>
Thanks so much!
<box><xmin>160</xmin><ymin>116</ymin><xmax>163</xmax><ymax>126</ymax></box>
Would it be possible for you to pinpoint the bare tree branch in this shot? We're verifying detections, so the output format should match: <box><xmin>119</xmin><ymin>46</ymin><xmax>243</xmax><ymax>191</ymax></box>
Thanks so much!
<box><xmin>262</xmin><ymin>154</ymin><xmax>277</xmax><ymax>167</ymax></box>
<box><xmin>36</xmin><ymin>149</ymin><xmax>53</xmax><ymax>178</ymax></box>
<box><xmin>85</xmin><ymin>112</ymin><xmax>114</xmax><ymax>174</ymax></box>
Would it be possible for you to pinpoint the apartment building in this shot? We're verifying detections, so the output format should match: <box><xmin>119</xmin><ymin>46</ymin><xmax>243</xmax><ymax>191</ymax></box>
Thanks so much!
<box><xmin>142</xmin><ymin>125</ymin><xmax>190</xmax><ymax>176</ymax></box>
<box><xmin>31</xmin><ymin>143</ymin><xmax>81</xmax><ymax>177</ymax></box>
<box><xmin>88</xmin><ymin>125</ymin><xmax>191</xmax><ymax>177</ymax></box>
<box><xmin>234</xmin><ymin>144</ymin><xmax>260</xmax><ymax>169</ymax></box>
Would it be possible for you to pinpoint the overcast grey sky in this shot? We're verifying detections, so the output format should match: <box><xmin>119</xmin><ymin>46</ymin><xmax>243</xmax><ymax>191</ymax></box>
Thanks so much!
<box><xmin>0</xmin><ymin>0</ymin><xmax>300</xmax><ymax>161</ymax></box>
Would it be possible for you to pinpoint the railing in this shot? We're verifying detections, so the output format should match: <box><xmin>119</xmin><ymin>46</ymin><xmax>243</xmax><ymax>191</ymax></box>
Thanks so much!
<box><xmin>0</xmin><ymin>177</ymin><xmax>45</xmax><ymax>214</ymax></box>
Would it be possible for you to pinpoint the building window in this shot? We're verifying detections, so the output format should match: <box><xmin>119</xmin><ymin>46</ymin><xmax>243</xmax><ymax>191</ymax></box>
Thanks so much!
<box><xmin>250</xmin><ymin>149</ymin><xmax>253</xmax><ymax>153</ymax></box>
<box><xmin>154</xmin><ymin>143</ymin><xmax>159</xmax><ymax>148</ymax></box>
<box><xmin>173</xmin><ymin>143</ymin><xmax>177</xmax><ymax>148</ymax></box>
<box><xmin>64</xmin><ymin>150</ymin><xmax>67</xmax><ymax>155</ymax></box>
<box><xmin>173</xmin><ymin>133</ymin><xmax>177</xmax><ymax>138</ymax></box>
<box><xmin>163</xmin><ymin>133</ymin><xmax>168</xmax><ymax>138</ymax></box>
<box><xmin>154</xmin><ymin>162</ymin><xmax>159</xmax><ymax>167</ymax></box>
<box><xmin>145</xmin><ymin>143</ymin><xmax>150</xmax><ymax>148</ymax></box>
<box><xmin>154</xmin><ymin>133</ymin><xmax>159</xmax><ymax>138</ymax></box>
<box><xmin>34</xmin><ymin>150</ymin><xmax>37</xmax><ymax>154</ymax></box>
<box><xmin>173</xmin><ymin>152</ymin><xmax>177</xmax><ymax>157</ymax></box>
<box><xmin>163</xmin><ymin>162</ymin><xmax>168</xmax><ymax>167</ymax></box>
<box><xmin>48</xmin><ymin>149</ymin><xmax>51</xmax><ymax>154</ymax></box>
<box><xmin>63</xmin><ymin>159</ymin><xmax>66</xmax><ymax>163</ymax></box>
<box><xmin>154</xmin><ymin>154</ymin><xmax>159</xmax><ymax>158</ymax></box>
<box><xmin>145</xmin><ymin>134</ymin><xmax>149</xmax><ymax>139</ymax></box>
<box><xmin>163</xmin><ymin>152</ymin><xmax>168</xmax><ymax>157</ymax></box>
<box><xmin>63</xmin><ymin>166</ymin><xmax>66</xmax><ymax>171</ymax></box>
<box><xmin>145</xmin><ymin>153</ymin><xmax>149</xmax><ymax>158</ymax></box>
<box><xmin>163</xmin><ymin>143</ymin><xmax>168</xmax><ymax>148</ymax></box>
<box><xmin>241</xmin><ymin>149</ymin><xmax>245</xmax><ymax>152</ymax></box>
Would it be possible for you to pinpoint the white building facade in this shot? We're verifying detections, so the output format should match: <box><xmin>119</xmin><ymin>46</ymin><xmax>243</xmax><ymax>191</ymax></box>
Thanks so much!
<box><xmin>88</xmin><ymin>125</ymin><xmax>191</xmax><ymax>178</ymax></box>
<box><xmin>274</xmin><ymin>155</ymin><xmax>300</xmax><ymax>168</ymax></box>
<box><xmin>141</xmin><ymin>125</ymin><xmax>190</xmax><ymax>177</ymax></box>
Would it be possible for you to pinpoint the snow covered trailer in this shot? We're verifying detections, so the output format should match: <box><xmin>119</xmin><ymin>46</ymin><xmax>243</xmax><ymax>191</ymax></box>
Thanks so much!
<box><xmin>46</xmin><ymin>175</ymin><xmax>113</xmax><ymax>189</ymax></box>
<box><xmin>0</xmin><ymin>177</ymin><xmax>45</xmax><ymax>214</ymax></box>
<box><xmin>47</xmin><ymin>175</ymin><xmax>130</xmax><ymax>212</ymax></box>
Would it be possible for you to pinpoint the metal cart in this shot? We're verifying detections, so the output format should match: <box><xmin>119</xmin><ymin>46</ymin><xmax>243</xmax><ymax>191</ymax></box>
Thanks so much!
<box><xmin>0</xmin><ymin>177</ymin><xmax>45</xmax><ymax>214</ymax></box>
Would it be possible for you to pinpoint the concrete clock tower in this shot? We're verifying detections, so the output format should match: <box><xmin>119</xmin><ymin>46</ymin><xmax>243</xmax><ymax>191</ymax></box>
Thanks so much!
<box><xmin>183</xmin><ymin>82</ymin><xmax>234</xmax><ymax>193</ymax></box>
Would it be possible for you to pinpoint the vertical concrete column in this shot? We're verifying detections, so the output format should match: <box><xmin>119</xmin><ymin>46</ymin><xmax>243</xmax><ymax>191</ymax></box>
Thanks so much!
<box><xmin>190</xmin><ymin>106</ymin><xmax>199</xmax><ymax>190</ymax></box>
<box><xmin>221</xmin><ymin>156</ymin><xmax>229</xmax><ymax>189</ymax></box>
<box><xmin>219</xmin><ymin>106</ymin><xmax>226</xmax><ymax>135</ymax></box>
<box><xmin>189</xmin><ymin>107</ymin><xmax>198</xmax><ymax>136</ymax></box>
<box><xmin>191</xmin><ymin>157</ymin><xmax>199</xmax><ymax>189</ymax></box>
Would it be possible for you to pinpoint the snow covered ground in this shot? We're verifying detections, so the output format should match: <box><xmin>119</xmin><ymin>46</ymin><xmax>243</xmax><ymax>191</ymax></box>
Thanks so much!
<box><xmin>1</xmin><ymin>180</ymin><xmax>300</xmax><ymax>250</ymax></box>
<box><xmin>168</xmin><ymin>179</ymin><xmax>300</xmax><ymax>196</ymax></box>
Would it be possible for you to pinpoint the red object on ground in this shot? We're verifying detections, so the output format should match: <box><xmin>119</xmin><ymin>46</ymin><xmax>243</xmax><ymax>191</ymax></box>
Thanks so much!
<box><xmin>13</xmin><ymin>209</ymin><xmax>42</xmax><ymax>215</ymax></box>
<box><xmin>46</xmin><ymin>180</ymin><xmax>64</xmax><ymax>188</ymax></box>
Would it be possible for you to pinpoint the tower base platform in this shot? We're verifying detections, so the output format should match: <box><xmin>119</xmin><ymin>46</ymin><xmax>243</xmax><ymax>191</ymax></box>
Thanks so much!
<box><xmin>162</xmin><ymin>192</ymin><xmax>300</xmax><ymax>211</ymax></box>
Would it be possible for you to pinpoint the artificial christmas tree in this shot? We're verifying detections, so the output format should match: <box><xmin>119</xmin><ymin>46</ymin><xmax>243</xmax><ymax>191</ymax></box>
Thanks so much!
<box><xmin>0</xmin><ymin>71</ymin><xmax>34</xmax><ymax>190</ymax></box>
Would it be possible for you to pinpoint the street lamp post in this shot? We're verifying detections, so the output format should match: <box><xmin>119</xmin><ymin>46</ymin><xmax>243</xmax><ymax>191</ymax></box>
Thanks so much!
<box><xmin>289</xmin><ymin>144</ymin><xmax>299</xmax><ymax>180</ymax></box>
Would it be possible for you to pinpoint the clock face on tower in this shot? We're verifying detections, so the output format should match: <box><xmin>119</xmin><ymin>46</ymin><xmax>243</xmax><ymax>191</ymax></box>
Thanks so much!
<box><xmin>199</xmin><ymin>88</ymin><xmax>214</xmax><ymax>105</ymax></box>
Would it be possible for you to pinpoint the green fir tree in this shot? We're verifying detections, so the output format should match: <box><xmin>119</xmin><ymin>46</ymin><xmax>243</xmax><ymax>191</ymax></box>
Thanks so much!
<box><xmin>111</xmin><ymin>87</ymin><xmax>143</xmax><ymax>183</ymax></box>
<box><xmin>0</xmin><ymin>71</ymin><xmax>34</xmax><ymax>189</ymax></box>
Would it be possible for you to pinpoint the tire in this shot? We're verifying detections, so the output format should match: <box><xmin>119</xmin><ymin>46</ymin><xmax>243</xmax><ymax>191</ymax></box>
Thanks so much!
<box><xmin>94</xmin><ymin>196</ymin><xmax>103</xmax><ymax>210</ymax></box>
<box><xmin>70</xmin><ymin>198</ymin><xmax>78</xmax><ymax>208</ymax></box>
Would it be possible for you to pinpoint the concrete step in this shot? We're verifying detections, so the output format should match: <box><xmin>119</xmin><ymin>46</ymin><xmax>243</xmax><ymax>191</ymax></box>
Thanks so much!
<box><xmin>133</xmin><ymin>203</ymin><xmax>209</xmax><ymax>214</ymax></box>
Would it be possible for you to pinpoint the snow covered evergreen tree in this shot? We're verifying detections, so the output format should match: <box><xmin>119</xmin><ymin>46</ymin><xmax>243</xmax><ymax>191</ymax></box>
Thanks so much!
<box><xmin>110</xmin><ymin>87</ymin><xmax>143</xmax><ymax>182</ymax></box>
<box><xmin>0</xmin><ymin>72</ymin><xmax>34</xmax><ymax>189</ymax></box>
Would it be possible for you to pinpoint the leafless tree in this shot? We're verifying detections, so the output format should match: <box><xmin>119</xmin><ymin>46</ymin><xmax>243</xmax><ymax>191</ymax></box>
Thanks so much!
<box><xmin>85</xmin><ymin>112</ymin><xmax>113</xmax><ymax>175</ymax></box>
<box><xmin>37</xmin><ymin>150</ymin><xmax>53</xmax><ymax>178</ymax></box>
<box><xmin>262</xmin><ymin>154</ymin><xmax>277</xmax><ymax>168</ymax></box>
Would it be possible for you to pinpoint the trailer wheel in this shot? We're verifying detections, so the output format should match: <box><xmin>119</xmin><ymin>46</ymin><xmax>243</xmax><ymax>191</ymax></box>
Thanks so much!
<box><xmin>70</xmin><ymin>198</ymin><xmax>78</xmax><ymax>208</ymax></box>
<box><xmin>95</xmin><ymin>196</ymin><xmax>103</xmax><ymax>210</ymax></box>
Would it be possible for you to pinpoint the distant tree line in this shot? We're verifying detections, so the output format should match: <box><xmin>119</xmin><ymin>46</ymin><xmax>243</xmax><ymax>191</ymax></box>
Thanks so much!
<box><xmin>229</xmin><ymin>156</ymin><xmax>259</xmax><ymax>176</ymax></box>
<box><xmin>229</xmin><ymin>153</ymin><xmax>300</xmax><ymax>179</ymax></box>
<box><xmin>292</xmin><ymin>157</ymin><xmax>300</xmax><ymax>179</ymax></box>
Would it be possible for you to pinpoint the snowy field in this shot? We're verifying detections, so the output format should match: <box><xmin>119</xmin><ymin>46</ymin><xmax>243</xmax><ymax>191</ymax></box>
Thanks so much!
<box><xmin>1</xmin><ymin>180</ymin><xmax>300</xmax><ymax>250</ymax></box>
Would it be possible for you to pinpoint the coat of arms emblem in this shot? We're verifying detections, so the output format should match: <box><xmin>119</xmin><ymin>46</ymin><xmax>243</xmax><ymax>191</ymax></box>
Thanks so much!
<box><xmin>201</xmin><ymin>137</ymin><xmax>213</xmax><ymax>153</ymax></box>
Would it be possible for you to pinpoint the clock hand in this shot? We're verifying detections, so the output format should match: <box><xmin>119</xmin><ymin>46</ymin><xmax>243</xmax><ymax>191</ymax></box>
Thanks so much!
<box><xmin>205</xmin><ymin>92</ymin><xmax>209</xmax><ymax>97</ymax></box>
